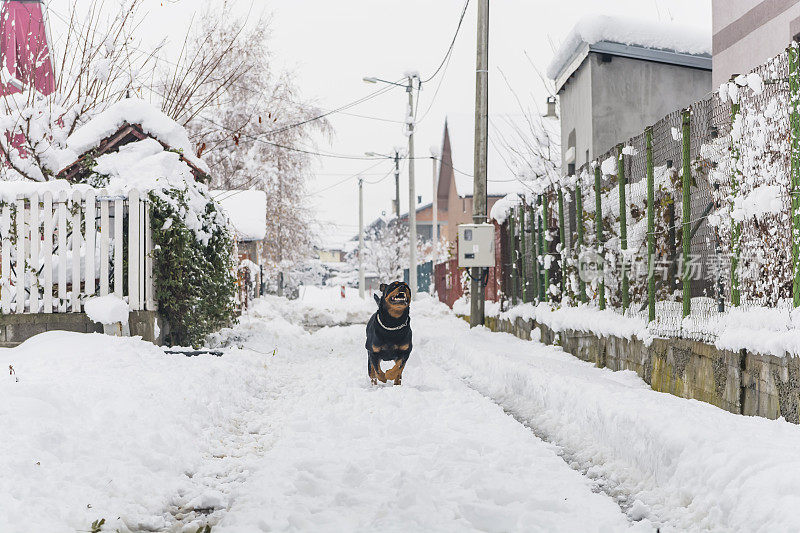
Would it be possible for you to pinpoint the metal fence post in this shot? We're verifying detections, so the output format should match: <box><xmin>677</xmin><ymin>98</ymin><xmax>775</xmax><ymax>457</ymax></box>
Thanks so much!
<box><xmin>542</xmin><ymin>193</ymin><xmax>550</xmax><ymax>302</ymax></box>
<box><xmin>617</xmin><ymin>144</ymin><xmax>629</xmax><ymax>312</ymax></box>
<box><xmin>509</xmin><ymin>209</ymin><xmax>517</xmax><ymax>306</ymax></box>
<box><xmin>528</xmin><ymin>203</ymin><xmax>539</xmax><ymax>302</ymax></box>
<box><xmin>730</xmin><ymin>80</ymin><xmax>742</xmax><ymax>307</ymax></box>
<box><xmin>520</xmin><ymin>204</ymin><xmax>528</xmax><ymax>303</ymax></box>
<box><xmin>594</xmin><ymin>165</ymin><xmax>605</xmax><ymax>310</ymax></box>
<box><xmin>681</xmin><ymin>108</ymin><xmax>691</xmax><ymax>317</ymax></box>
<box><xmin>576</xmin><ymin>180</ymin><xmax>586</xmax><ymax>303</ymax></box>
<box><xmin>558</xmin><ymin>187</ymin><xmax>566</xmax><ymax>297</ymax></box>
<box><xmin>790</xmin><ymin>44</ymin><xmax>800</xmax><ymax>306</ymax></box>
<box><xmin>536</xmin><ymin>195</ymin><xmax>544</xmax><ymax>300</ymax></box>
<box><xmin>646</xmin><ymin>127</ymin><xmax>655</xmax><ymax>321</ymax></box>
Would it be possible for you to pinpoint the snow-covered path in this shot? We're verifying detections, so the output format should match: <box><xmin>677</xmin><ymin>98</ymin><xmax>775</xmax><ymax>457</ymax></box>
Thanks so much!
<box><xmin>212</xmin><ymin>298</ymin><xmax>638</xmax><ymax>532</ymax></box>
<box><xmin>2</xmin><ymin>287</ymin><xmax>799</xmax><ymax>532</ymax></box>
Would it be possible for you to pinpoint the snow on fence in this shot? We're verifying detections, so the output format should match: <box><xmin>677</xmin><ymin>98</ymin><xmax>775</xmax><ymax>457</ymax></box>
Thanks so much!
<box><xmin>493</xmin><ymin>43</ymin><xmax>800</xmax><ymax>348</ymax></box>
<box><xmin>0</xmin><ymin>188</ymin><xmax>154</xmax><ymax>314</ymax></box>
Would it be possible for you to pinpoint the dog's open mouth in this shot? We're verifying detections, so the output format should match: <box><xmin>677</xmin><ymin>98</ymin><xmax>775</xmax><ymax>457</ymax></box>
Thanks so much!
<box><xmin>390</xmin><ymin>293</ymin><xmax>407</xmax><ymax>303</ymax></box>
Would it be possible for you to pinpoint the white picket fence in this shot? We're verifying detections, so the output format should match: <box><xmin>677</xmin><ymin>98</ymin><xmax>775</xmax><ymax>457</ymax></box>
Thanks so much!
<box><xmin>0</xmin><ymin>188</ymin><xmax>155</xmax><ymax>314</ymax></box>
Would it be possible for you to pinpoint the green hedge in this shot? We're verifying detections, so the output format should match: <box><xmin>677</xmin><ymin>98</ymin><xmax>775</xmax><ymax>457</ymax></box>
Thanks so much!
<box><xmin>149</xmin><ymin>188</ymin><xmax>237</xmax><ymax>347</ymax></box>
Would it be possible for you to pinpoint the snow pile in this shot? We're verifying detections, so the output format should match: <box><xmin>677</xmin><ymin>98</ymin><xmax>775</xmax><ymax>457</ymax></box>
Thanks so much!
<box><xmin>66</xmin><ymin>98</ymin><xmax>209</xmax><ymax>173</ymax></box>
<box><xmin>489</xmin><ymin>192</ymin><xmax>521</xmax><ymax>224</ymax></box>
<box><xmin>419</xmin><ymin>302</ymin><xmax>800</xmax><ymax>532</ymax></box>
<box><xmin>92</xmin><ymin>138</ymin><xmax>198</xmax><ymax>194</ymax></box>
<box><xmin>730</xmin><ymin>184</ymin><xmax>783</xmax><ymax>221</ymax></box>
<box><xmin>547</xmin><ymin>15</ymin><xmax>711</xmax><ymax>79</ymax></box>
<box><xmin>500</xmin><ymin>302</ymin><xmax>649</xmax><ymax>341</ymax></box>
<box><xmin>600</xmin><ymin>155</ymin><xmax>617</xmax><ymax>176</ymax></box>
<box><xmin>212</xmin><ymin>190</ymin><xmax>267</xmax><ymax>241</ymax></box>
<box><xmin>0</xmin><ymin>332</ymin><xmax>272</xmax><ymax>532</ymax></box>
<box><xmin>84</xmin><ymin>295</ymin><xmax>130</xmax><ymax>325</ymax></box>
<box><xmin>713</xmin><ymin>304</ymin><xmax>800</xmax><ymax>356</ymax></box>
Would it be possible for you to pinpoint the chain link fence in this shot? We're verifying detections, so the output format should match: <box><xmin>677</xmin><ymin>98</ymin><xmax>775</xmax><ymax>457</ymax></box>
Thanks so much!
<box><xmin>499</xmin><ymin>45</ymin><xmax>800</xmax><ymax>342</ymax></box>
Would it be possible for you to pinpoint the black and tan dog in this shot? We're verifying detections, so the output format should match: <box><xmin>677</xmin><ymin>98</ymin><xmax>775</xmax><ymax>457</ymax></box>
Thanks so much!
<box><xmin>365</xmin><ymin>281</ymin><xmax>412</xmax><ymax>385</ymax></box>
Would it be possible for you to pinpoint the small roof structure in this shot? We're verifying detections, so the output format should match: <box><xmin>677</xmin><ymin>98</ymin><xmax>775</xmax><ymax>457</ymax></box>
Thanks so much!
<box><xmin>547</xmin><ymin>15</ymin><xmax>711</xmax><ymax>93</ymax></box>
<box><xmin>58</xmin><ymin>98</ymin><xmax>210</xmax><ymax>182</ymax></box>
<box><xmin>212</xmin><ymin>190</ymin><xmax>267</xmax><ymax>242</ymax></box>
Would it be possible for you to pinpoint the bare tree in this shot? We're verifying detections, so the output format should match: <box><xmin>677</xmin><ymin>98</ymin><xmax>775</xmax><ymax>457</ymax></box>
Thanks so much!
<box><xmin>162</xmin><ymin>2</ymin><xmax>331</xmax><ymax>271</ymax></box>
<box><xmin>492</xmin><ymin>68</ymin><xmax>561</xmax><ymax>192</ymax></box>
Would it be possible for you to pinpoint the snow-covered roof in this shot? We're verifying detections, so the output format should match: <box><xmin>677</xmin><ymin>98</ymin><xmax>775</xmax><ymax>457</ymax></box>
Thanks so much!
<box><xmin>445</xmin><ymin>112</ymin><xmax>560</xmax><ymax>198</ymax></box>
<box><xmin>92</xmin><ymin>138</ymin><xmax>197</xmax><ymax>192</ymax></box>
<box><xmin>66</xmin><ymin>98</ymin><xmax>210</xmax><ymax>174</ymax></box>
<box><xmin>547</xmin><ymin>15</ymin><xmax>711</xmax><ymax>91</ymax></box>
<box><xmin>212</xmin><ymin>189</ymin><xmax>267</xmax><ymax>241</ymax></box>
<box><xmin>489</xmin><ymin>193</ymin><xmax>521</xmax><ymax>224</ymax></box>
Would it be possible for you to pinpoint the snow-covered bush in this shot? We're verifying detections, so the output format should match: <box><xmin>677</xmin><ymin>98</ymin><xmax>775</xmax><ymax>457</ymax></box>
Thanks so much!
<box><xmin>149</xmin><ymin>187</ymin><xmax>237</xmax><ymax>347</ymax></box>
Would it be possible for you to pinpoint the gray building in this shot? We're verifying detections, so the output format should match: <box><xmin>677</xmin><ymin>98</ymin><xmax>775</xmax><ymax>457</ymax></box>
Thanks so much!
<box><xmin>713</xmin><ymin>0</ymin><xmax>800</xmax><ymax>86</ymax></box>
<box><xmin>548</xmin><ymin>16</ymin><xmax>712</xmax><ymax>175</ymax></box>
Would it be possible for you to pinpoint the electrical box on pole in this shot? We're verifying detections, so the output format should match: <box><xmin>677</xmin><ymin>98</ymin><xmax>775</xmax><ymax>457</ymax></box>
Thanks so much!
<box><xmin>458</xmin><ymin>224</ymin><xmax>495</xmax><ymax>268</ymax></box>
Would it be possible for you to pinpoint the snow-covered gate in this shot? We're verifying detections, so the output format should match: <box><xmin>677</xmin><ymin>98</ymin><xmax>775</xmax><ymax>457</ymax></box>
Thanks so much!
<box><xmin>0</xmin><ymin>188</ymin><xmax>155</xmax><ymax>314</ymax></box>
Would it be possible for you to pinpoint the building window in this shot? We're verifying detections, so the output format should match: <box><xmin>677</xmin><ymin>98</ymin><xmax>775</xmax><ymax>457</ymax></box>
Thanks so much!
<box><xmin>462</xmin><ymin>198</ymin><xmax>466</xmax><ymax>213</ymax></box>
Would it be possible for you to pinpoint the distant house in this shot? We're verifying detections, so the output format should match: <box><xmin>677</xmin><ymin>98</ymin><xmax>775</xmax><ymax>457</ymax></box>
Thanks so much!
<box><xmin>399</xmin><ymin>114</ymin><xmax>556</xmax><ymax>247</ymax></box>
<box><xmin>712</xmin><ymin>1</ymin><xmax>800</xmax><ymax>86</ymax></box>
<box><xmin>214</xmin><ymin>189</ymin><xmax>267</xmax><ymax>305</ymax></box>
<box><xmin>547</xmin><ymin>15</ymin><xmax>712</xmax><ymax>175</ymax></box>
<box><xmin>317</xmin><ymin>247</ymin><xmax>345</xmax><ymax>263</ymax></box>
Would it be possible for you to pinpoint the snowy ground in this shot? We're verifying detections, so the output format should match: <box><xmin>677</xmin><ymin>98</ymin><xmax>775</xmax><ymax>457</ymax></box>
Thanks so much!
<box><xmin>1</xmin><ymin>287</ymin><xmax>798</xmax><ymax>532</ymax></box>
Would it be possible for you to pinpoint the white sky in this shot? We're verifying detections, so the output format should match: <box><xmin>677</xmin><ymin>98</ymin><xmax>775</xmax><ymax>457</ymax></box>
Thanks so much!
<box><xmin>50</xmin><ymin>0</ymin><xmax>711</xmax><ymax>247</ymax></box>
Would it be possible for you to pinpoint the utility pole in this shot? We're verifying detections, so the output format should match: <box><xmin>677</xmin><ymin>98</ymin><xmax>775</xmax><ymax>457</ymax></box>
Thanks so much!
<box><xmin>361</xmin><ymin>74</ymin><xmax>419</xmax><ymax>297</ymax></box>
<box><xmin>358</xmin><ymin>177</ymin><xmax>365</xmax><ymax>299</ymax></box>
<box><xmin>470</xmin><ymin>0</ymin><xmax>489</xmax><ymax>328</ymax></box>
<box><xmin>431</xmin><ymin>151</ymin><xmax>439</xmax><ymax>244</ymax></box>
<box><xmin>394</xmin><ymin>149</ymin><xmax>401</xmax><ymax>218</ymax></box>
<box><xmin>407</xmin><ymin>76</ymin><xmax>418</xmax><ymax>299</ymax></box>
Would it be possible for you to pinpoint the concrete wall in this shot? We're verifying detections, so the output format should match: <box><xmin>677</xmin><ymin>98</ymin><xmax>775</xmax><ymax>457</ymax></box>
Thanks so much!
<box><xmin>590</xmin><ymin>54</ymin><xmax>712</xmax><ymax>156</ymax></box>
<box><xmin>462</xmin><ymin>314</ymin><xmax>800</xmax><ymax>424</ymax></box>
<box><xmin>558</xmin><ymin>53</ymin><xmax>711</xmax><ymax>168</ymax></box>
<box><xmin>559</xmin><ymin>55</ymin><xmax>594</xmax><ymax>171</ymax></box>
<box><xmin>713</xmin><ymin>0</ymin><xmax>800</xmax><ymax>86</ymax></box>
<box><xmin>0</xmin><ymin>311</ymin><xmax>164</xmax><ymax>347</ymax></box>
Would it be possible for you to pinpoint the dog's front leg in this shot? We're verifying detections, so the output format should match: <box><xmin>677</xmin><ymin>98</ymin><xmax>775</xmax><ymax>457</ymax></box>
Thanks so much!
<box><xmin>385</xmin><ymin>356</ymin><xmax>408</xmax><ymax>385</ymax></box>
<box><xmin>368</xmin><ymin>351</ymin><xmax>386</xmax><ymax>384</ymax></box>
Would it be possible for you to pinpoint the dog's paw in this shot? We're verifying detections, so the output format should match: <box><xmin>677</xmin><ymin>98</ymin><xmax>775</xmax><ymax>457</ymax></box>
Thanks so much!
<box><xmin>371</xmin><ymin>378</ymin><xmax>378</xmax><ymax>386</ymax></box>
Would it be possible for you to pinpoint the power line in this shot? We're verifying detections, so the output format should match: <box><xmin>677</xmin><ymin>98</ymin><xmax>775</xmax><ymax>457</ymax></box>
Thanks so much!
<box><xmin>421</xmin><ymin>0</ymin><xmax>470</xmax><ymax>83</ymax></box>
<box><xmin>308</xmin><ymin>160</ymin><xmax>391</xmax><ymax>197</ymax></box>
<box><xmin>196</xmin><ymin>114</ymin><xmax>381</xmax><ymax>160</ymax></box>
<box><xmin>363</xmin><ymin>166</ymin><xmax>397</xmax><ymax>185</ymax></box>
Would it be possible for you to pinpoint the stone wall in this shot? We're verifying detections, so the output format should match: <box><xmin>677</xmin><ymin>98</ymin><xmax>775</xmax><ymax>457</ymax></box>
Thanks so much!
<box><xmin>463</xmin><ymin>314</ymin><xmax>800</xmax><ymax>424</ymax></box>
<box><xmin>0</xmin><ymin>311</ymin><xmax>164</xmax><ymax>347</ymax></box>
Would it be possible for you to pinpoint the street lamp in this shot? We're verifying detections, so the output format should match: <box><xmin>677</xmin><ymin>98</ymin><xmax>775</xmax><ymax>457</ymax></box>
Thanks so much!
<box><xmin>362</xmin><ymin>74</ymin><xmax>419</xmax><ymax>299</ymax></box>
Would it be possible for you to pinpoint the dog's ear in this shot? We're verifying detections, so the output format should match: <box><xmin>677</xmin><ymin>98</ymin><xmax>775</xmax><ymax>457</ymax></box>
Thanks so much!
<box><xmin>374</xmin><ymin>293</ymin><xmax>381</xmax><ymax>305</ymax></box>
<box><xmin>379</xmin><ymin>283</ymin><xmax>387</xmax><ymax>293</ymax></box>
